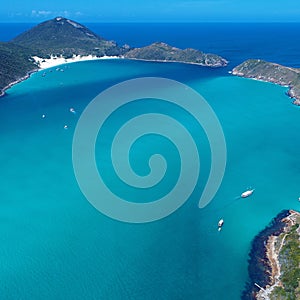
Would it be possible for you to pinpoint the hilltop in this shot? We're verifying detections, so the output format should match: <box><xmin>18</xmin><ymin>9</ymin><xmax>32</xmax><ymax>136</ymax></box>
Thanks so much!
<box><xmin>232</xmin><ymin>59</ymin><xmax>300</xmax><ymax>105</ymax></box>
<box><xmin>11</xmin><ymin>17</ymin><xmax>125</xmax><ymax>57</ymax></box>
<box><xmin>0</xmin><ymin>17</ymin><xmax>126</xmax><ymax>95</ymax></box>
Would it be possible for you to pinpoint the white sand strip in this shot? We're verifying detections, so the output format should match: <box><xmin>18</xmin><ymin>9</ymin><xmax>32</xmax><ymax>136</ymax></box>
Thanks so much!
<box><xmin>32</xmin><ymin>54</ymin><xmax>120</xmax><ymax>70</ymax></box>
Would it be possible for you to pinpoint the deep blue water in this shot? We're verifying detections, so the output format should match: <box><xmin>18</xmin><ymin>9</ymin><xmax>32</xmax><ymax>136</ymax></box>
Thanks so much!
<box><xmin>0</xmin><ymin>23</ymin><xmax>300</xmax><ymax>300</ymax></box>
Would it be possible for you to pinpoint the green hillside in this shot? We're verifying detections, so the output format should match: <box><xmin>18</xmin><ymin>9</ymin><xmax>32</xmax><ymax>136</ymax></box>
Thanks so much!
<box><xmin>0</xmin><ymin>42</ymin><xmax>37</xmax><ymax>95</ymax></box>
<box><xmin>124</xmin><ymin>42</ymin><xmax>228</xmax><ymax>67</ymax></box>
<box><xmin>232</xmin><ymin>59</ymin><xmax>300</xmax><ymax>105</ymax></box>
<box><xmin>0</xmin><ymin>17</ymin><xmax>228</xmax><ymax>96</ymax></box>
<box><xmin>11</xmin><ymin>17</ymin><xmax>124</xmax><ymax>57</ymax></box>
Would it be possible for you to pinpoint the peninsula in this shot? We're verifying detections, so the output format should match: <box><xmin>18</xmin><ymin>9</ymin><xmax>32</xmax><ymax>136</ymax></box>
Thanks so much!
<box><xmin>0</xmin><ymin>17</ymin><xmax>228</xmax><ymax>96</ymax></box>
<box><xmin>232</xmin><ymin>59</ymin><xmax>300</xmax><ymax>105</ymax></box>
<box><xmin>242</xmin><ymin>210</ymin><xmax>300</xmax><ymax>300</ymax></box>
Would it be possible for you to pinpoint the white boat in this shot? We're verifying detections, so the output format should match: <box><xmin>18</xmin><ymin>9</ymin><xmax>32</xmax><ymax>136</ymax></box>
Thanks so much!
<box><xmin>241</xmin><ymin>189</ymin><xmax>254</xmax><ymax>198</ymax></box>
<box><xmin>218</xmin><ymin>219</ymin><xmax>224</xmax><ymax>229</ymax></box>
<box><xmin>69</xmin><ymin>107</ymin><xmax>76</xmax><ymax>114</ymax></box>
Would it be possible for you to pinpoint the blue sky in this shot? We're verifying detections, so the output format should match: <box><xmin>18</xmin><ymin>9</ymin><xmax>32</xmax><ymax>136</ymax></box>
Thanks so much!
<box><xmin>1</xmin><ymin>0</ymin><xmax>300</xmax><ymax>22</ymax></box>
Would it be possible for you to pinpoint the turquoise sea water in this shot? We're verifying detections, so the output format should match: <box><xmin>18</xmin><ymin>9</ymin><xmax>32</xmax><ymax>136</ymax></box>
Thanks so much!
<box><xmin>1</xmin><ymin>59</ymin><xmax>300</xmax><ymax>299</ymax></box>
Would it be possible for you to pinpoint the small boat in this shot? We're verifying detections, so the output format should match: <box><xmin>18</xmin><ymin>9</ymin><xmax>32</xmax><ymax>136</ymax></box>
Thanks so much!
<box><xmin>218</xmin><ymin>219</ymin><xmax>224</xmax><ymax>231</ymax></box>
<box><xmin>69</xmin><ymin>107</ymin><xmax>76</xmax><ymax>114</ymax></box>
<box><xmin>241</xmin><ymin>189</ymin><xmax>254</xmax><ymax>198</ymax></box>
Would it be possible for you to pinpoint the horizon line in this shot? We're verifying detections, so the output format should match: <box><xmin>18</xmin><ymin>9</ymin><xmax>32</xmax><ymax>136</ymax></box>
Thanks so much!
<box><xmin>1</xmin><ymin>20</ymin><xmax>300</xmax><ymax>24</ymax></box>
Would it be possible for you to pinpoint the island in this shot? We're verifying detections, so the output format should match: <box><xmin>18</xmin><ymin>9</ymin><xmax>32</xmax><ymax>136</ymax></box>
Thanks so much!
<box><xmin>232</xmin><ymin>59</ymin><xmax>300</xmax><ymax>106</ymax></box>
<box><xmin>242</xmin><ymin>210</ymin><xmax>300</xmax><ymax>300</ymax></box>
<box><xmin>0</xmin><ymin>17</ymin><xmax>228</xmax><ymax>97</ymax></box>
<box><xmin>123</xmin><ymin>42</ymin><xmax>228</xmax><ymax>67</ymax></box>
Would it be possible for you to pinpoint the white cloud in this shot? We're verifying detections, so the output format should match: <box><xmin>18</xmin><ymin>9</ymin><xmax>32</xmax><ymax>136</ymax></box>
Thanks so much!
<box><xmin>31</xmin><ymin>10</ymin><xmax>53</xmax><ymax>17</ymax></box>
<box><xmin>31</xmin><ymin>10</ymin><xmax>76</xmax><ymax>18</ymax></box>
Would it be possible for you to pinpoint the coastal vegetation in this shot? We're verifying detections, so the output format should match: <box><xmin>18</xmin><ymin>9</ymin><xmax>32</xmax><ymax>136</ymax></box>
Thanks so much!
<box><xmin>242</xmin><ymin>210</ymin><xmax>300</xmax><ymax>300</ymax></box>
<box><xmin>0</xmin><ymin>17</ymin><xmax>228</xmax><ymax>96</ymax></box>
<box><xmin>124</xmin><ymin>42</ymin><xmax>228</xmax><ymax>67</ymax></box>
<box><xmin>269</xmin><ymin>221</ymin><xmax>300</xmax><ymax>300</ymax></box>
<box><xmin>232</xmin><ymin>59</ymin><xmax>300</xmax><ymax>105</ymax></box>
<box><xmin>11</xmin><ymin>17</ymin><xmax>126</xmax><ymax>58</ymax></box>
<box><xmin>0</xmin><ymin>42</ymin><xmax>37</xmax><ymax>95</ymax></box>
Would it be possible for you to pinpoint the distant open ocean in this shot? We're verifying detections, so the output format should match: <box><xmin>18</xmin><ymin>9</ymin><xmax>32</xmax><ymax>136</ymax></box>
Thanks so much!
<box><xmin>0</xmin><ymin>23</ymin><xmax>300</xmax><ymax>299</ymax></box>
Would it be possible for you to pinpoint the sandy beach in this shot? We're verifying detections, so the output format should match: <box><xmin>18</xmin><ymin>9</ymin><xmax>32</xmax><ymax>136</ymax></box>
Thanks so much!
<box><xmin>0</xmin><ymin>55</ymin><xmax>119</xmax><ymax>96</ymax></box>
<box><xmin>33</xmin><ymin>54</ymin><xmax>119</xmax><ymax>70</ymax></box>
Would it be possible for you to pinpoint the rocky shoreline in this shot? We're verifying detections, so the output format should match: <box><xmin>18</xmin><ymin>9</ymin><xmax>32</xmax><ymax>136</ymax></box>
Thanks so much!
<box><xmin>242</xmin><ymin>210</ymin><xmax>300</xmax><ymax>300</ymax></box>
<box><xmin>124</xmin><ymin>42</ymin><xmax>228</xmax><ymax>68</ymax></box>
<box><xmin>256</xmin><ymin>210</ymin><xmax>300</xmax><ymax>300</ymax></box>
<box><xmin>242</xmin><ymin>210</ymin><xmax>289</xmax><ymax>299</ymax></box>
<box><xmin>121</xmin><ymin>56</ymin><xmax>227</xmax><ymax>67</ymax></box>
<box><xmin>232</xmin><ymin>59</ymin><xmax>300</xmax><ymax>106</ymax></box>
<box><xmin>0</xmin><ymin>69</ymin><xmax>38</xmax><ymax>97</ymax></box>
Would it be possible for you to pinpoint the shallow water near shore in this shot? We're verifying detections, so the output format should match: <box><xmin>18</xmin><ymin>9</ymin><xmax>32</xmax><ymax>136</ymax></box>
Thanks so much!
<box><xmin>1</xmin><ymin>58</ymin><xmax>300</xmax><ymax>299</ymax></box>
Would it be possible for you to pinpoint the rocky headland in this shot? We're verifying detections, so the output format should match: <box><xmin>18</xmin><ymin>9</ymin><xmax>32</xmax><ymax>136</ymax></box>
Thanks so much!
<box><xmin>124</xmin><ymin>42</ymin><xmax>228</xmax><ymax>67</ymax></box>
<box><xmin>242</xmin><ymin>210</ymin><xmax>300</xmax><ymax>300</ymax></box>
<box><xmin>232</xmin><ymin>59</ymin><xmax>300</xmax><ymax>106</ymax></box>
